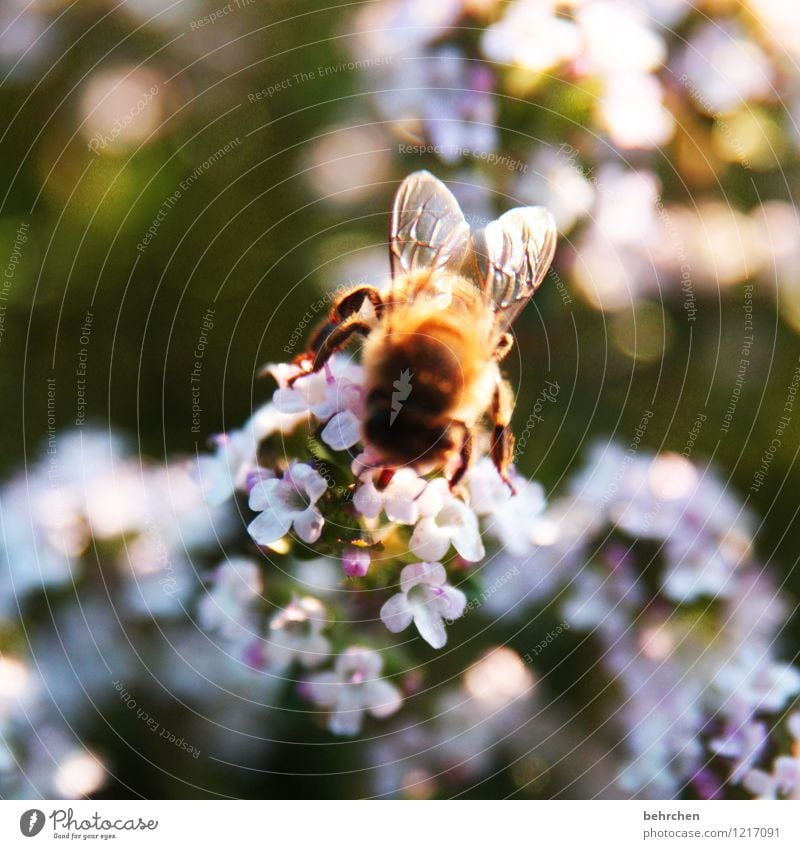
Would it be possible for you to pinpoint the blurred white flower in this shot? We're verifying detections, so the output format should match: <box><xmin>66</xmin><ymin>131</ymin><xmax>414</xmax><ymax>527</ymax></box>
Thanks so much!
<box><xmin>467</xmin><ymin>458</ymin><xmax>546</xmax><ymax>555</ymax></box>
<box><xmin>261</xmin><ymin>596</ymin><xmax>331</xmax><ymax>671</ymax></box>
<box><xmin>302</xmin><ymin>646</ymin><xmax>402</xmax><ymax>735</ymax></box>
<box><xmin>198</xmin><ymin>558</ymin><xmax>263</xmax><ymax>641</ymax></box>
<box><xmin>517</xmin><ymin>147</ymin><xmax>595</xmax><ymax>234</ymax></box>
<box><xmin>248</xmin><ymin>463</ymin><xmax>328</xmax><ymax>545</ymax></box>
<box><xmin>380</xmin><ymin>561</ymin><xmax>466</xmax><ymax>648</ymax></box>
<box><xmin>681</xmin><ymin>21</ymin><xmax>774</xmax><ymax>115</ymax></box>
<box><xmin>600</xmin><ymin>72</ymin><xmax>674</xmax><ymax>149</ymax></box>
<box><xmin>482</xmin><ymin>0</ymin><xmax>581</xmax><ymax>73</ymax></box>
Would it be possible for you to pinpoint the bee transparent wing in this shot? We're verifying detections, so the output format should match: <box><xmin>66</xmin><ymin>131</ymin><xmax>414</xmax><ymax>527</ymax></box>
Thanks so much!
<box><xmin>472</xmin><ymin>206</ymin><xmax>557</xmax><ymax>333</ymax></box>
<box><xmin>389</xmin><ymin>171</ymin><xmax>471</xmax><ymax>278</ymax></box>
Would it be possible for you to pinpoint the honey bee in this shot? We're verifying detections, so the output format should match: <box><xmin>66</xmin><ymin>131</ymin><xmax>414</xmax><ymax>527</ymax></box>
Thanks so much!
<box><xmin>292</xmin><ymin>171</ymin><xmax>557</xmax><ymax>488</ymax></box>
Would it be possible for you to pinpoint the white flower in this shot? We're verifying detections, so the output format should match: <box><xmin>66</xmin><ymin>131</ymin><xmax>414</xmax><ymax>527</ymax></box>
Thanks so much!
<box><xmin>710</xmin><ymin>719</ymin><xmax>768</xmax><ymax>784</ymax></box>
<box><xmin>271</xmin><ymin>356</ymin><xmax>365</xmax><ymax>451</ymax></box>
<box><xmin>260</xmin><ymin>596</ymin><xmax>331</xmax><ymax>671</ymax></box>
<box><xmin>302</xmin><ymin>646</ymin><xmax>402</xmax><ymax>736</ymax></box>
<box><xmin>380</xmin><ymin>562</ymin><xmax>467</xmax><ymax>649</ymax></box>
<box><xmin>353</xmin><ymin>467</ymin><xmax>431</xmax><ymax>524</ymax></box>
<box><xmin>248</xmin><ymin>462</ymin><xmax>328</xmax><ymax>545</ymax></box>
<box><xmin>681</xmin><ymin>21</ymin><xmax>774</xmax><ymax>115</ymax></box>
<box><xmin>197</xmin><ymin>558</ymin><xmax>263</xmax><ymax>641</ymax></box>
<box><xmin>273</xmin><ymin>357</ymin><xmax>363</xmax><ymax>419</ymax></box>
<box><xmin>409</xmin><ymin>492</ymin><xmax>485</xmax><ymax>562</ymax></box>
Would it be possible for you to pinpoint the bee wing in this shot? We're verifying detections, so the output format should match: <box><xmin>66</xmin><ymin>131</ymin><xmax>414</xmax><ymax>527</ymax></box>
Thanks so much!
<box><xmin>389</xmin><ymin>171</ymin><xmax>471</xmax><ymax>278</ymax></box>
<box><xmin>472</xmin><ymin>206</ymin><xmax>557</xmax><ymax>334</ymax></box>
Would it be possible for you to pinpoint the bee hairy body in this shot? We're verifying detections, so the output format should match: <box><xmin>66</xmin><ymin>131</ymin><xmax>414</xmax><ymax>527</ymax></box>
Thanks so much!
<box><xmin>362</xmin><ymin>269</ymin><xmax>498</xmax><ymax>467</ymax></box>
<box><xmin>286</xmin><ymin>171</ymin><xmax>557</xmax><ymax>487</ymax></box>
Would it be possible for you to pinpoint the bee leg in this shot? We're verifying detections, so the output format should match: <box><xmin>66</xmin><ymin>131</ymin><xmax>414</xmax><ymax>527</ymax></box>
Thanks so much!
<box><xmin>448</xmin><ymin>426</ymin><xmax>473</xmax><ymax>492</ymax></box>
<box><xmin>310</xmin><ymin>316</ymin><xmax>372</xmax><ymax>373</ymax></box>
<box><xmin>490</xmin><ymin>380</ymin><xmax>516</xmax><ymax>493</ymax></box>
<box><xmin>494</xmin><ymin>332</ymin><xmax>514</xmax><ymax>362</ymax></box>
<box><xmin>333</xmin><ymin>286</ymin><xmax>383</xmax><ymax>320</ymax></box>
<box><xmin>287</xmin><ymin>289</ymin><xmax>382</xmax><ymax>385</ymax></box>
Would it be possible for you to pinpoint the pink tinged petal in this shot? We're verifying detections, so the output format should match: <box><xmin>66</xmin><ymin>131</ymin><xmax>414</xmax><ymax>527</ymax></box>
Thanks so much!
<box><xmin>328</xmin><ymin>704</ymin><xmax>364</xmax><ymax>737</ymax></box>
<box><xmin>439</xmin><ymin>585</ymin><xmax>467</xmax><ymax>619</ymax></box>
<box><xmin>384</xmin><ymin>470</ymin><xmax>427</xmax><ymax>524</ymax></box>
<box><xmin>400</xmin><ymin>561</ymin><xmax>446</xmax><ymax>594</ymax></box>
<box><xmin>248</xmin><ymin>478</ymin><xmax>281</xmax><ymax>511</ymax></box>
<box><xmin>272</xmin><ymin>386</ymin><xmax>311</xmax><ymax>414</ymax></box>
<box><xmin>773</xmin><ymin>757</ymin><xmax>800</xmax><ymax>795</ymax></box>
<box><xmin>364</xmin><ymin>679</ymin><xmax>403</xmax><ymax>719</ymax></box>
<box><xmin>380</xmin><ymin>593</ymin><xmax>414</xmax><ymax>633</ymax></box>
<box><xmin>743</xmin><ymin>769</ymin><xmax>778</xmax><ymax>799</ymax></box>
<box><xmin>302</xmin><ymin>672</ymin><xmax>340</xmax><ymax>708</ymax></box>
<box><xmin>342</xmin><ymin>546</ymin><xmax>370</xmax><ymax>577</ymax></box>
<box><xmin>248</xmin><ymin>509</ymin><xmax>292</xmax><ymax>545</ymax></box>
<box><xmin>297</xmin><ymin>634</ymin><xmax>331</xmax><ymax>669</ymax></box>
<box><xmin>337</xmin><ymin>646</ymin><xmax>383</xmax><ymax>678</ymax></box>
<box><xmin>287</xmin><ymin>462</ymin><xmax>328</xmax><ymax>503</ymax></box>
<box><xmin>293</xmin><ymin>506</ymin><xmax>325</xmax><ymax>543</ymax></box>
<box><xmin>353</xmin><ymin>480</ymin><xmax>382</xmax><ymax>519</ymax></box>
<box><xmin>409</xmin><ymin>518</ymin><xmax>451</xmax><ymax>562</ymax></box>
<box><xmin>321</xmin><ymin>410</ymin><xmax>362</xmax><ymax>450</ymax></box>
<box><xmin>412</xmin><ymin>604</ymin><xmax>447</xmax><ymax>649</ymax></box>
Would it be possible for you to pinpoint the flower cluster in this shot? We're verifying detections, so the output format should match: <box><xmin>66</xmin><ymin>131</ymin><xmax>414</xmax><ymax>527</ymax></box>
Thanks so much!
<box><xmin>191</xmin><ymin>353</ymin><xmax>549</xmax><ymax>733</ymax></box>
<box><xmin>475</xmin><ymin>442</ymin><xmax>800</xmax><ymax>798</ymax></box>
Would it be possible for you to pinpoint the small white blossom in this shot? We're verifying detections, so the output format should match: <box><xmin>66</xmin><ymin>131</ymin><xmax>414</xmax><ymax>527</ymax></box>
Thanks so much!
<box><xmin>197</xmin><ymin>558</ymin><xmax>263</xmax><ymax>641</ymax></box>
<box><xmin>380</xmin><ymin>562</ymin><xmax>467</xmax><ymax>649</ymax></box>
<box><xmin>302</xmin><ymin>646</ymin><xmax>402</xmax><ymax>735</ymax></box>
<box><xmin>259</xmin><ymin>596</ymin><xmax>331</xmax><ymax>671</ymax></box>
<box><xmin>409</xmin><ymin>493</ymin><xmax>485</xmax><ymax>562</ymax></box>
<box><xmin>353</xmin><ymin>467</ymin><xmax>431</xmax><ymax>524</ymax></box>
<box><xmin>248</xmin><ymin>462</ymin><xmax>328</xmax><ymax>545</ymax></box>
<box><xmin>467</xmin><ymin>459</ymin><xmax>545</xmax><ymax>556</ymax></box>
